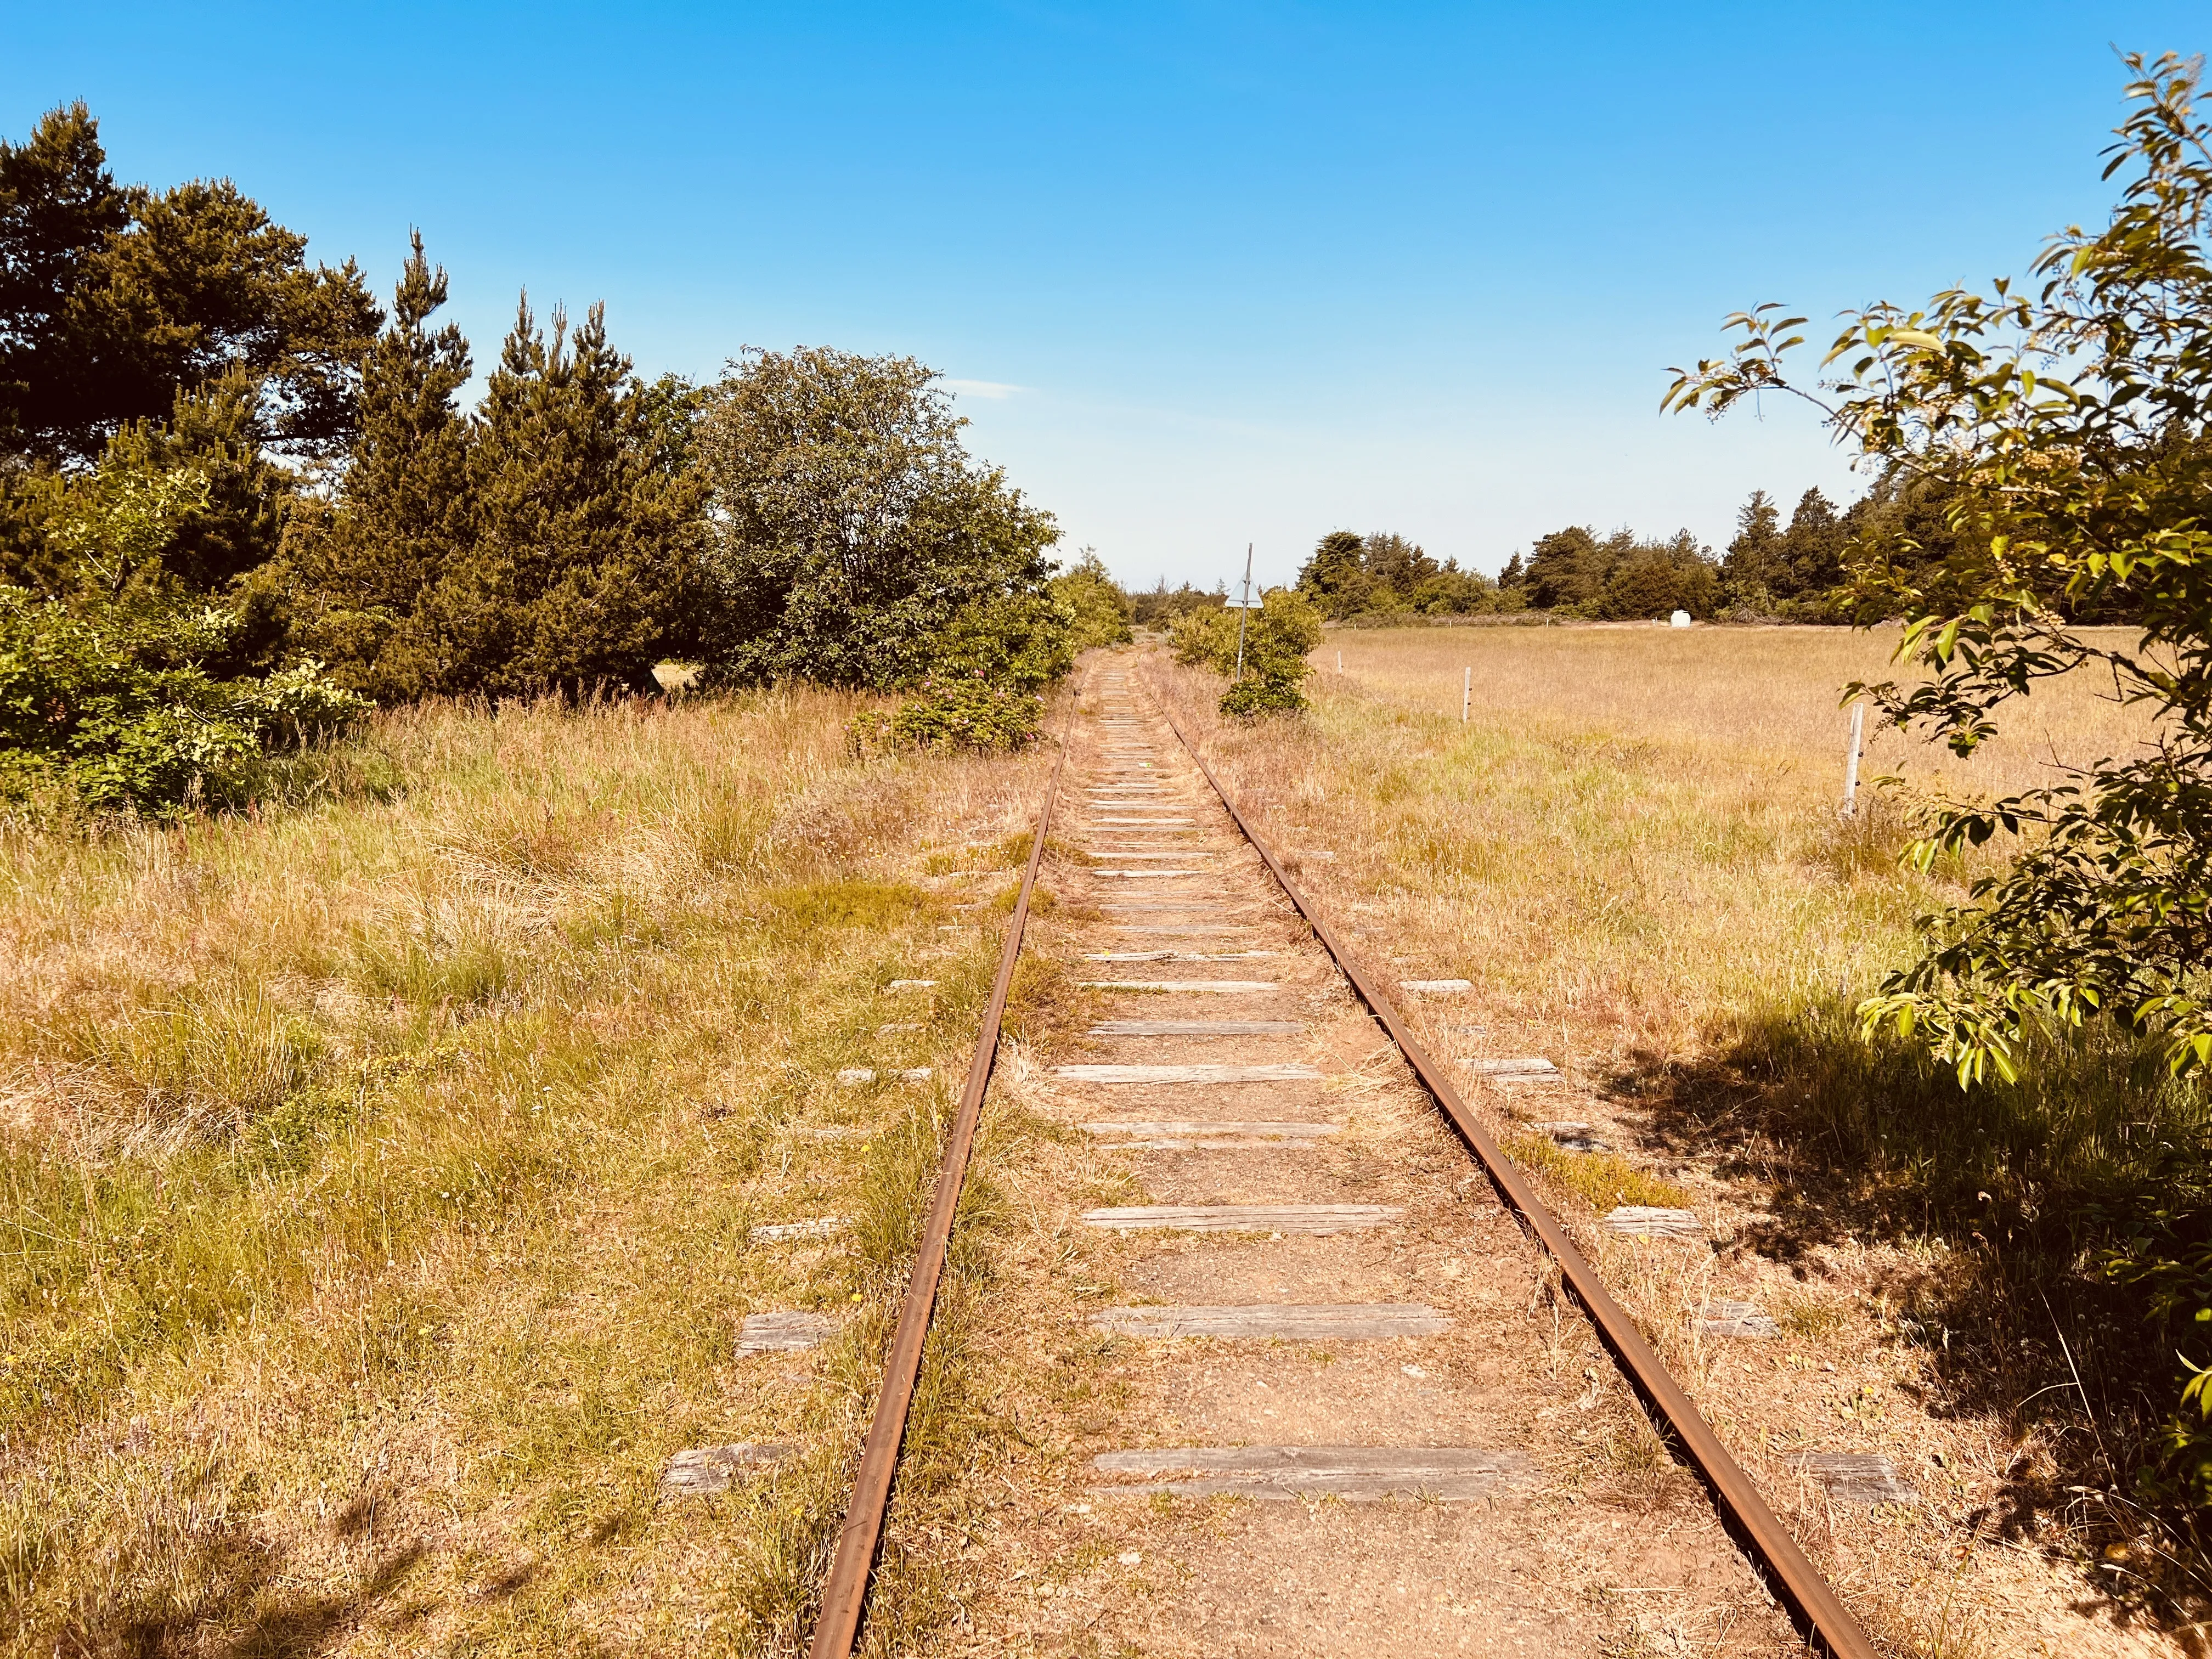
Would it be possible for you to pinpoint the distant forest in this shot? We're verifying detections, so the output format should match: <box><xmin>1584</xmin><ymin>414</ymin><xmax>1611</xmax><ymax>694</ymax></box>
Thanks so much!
<box><xmin>1288</xmin><ymin>477</ymin><xmax>2008</xmax><ymax>625</ymax></box>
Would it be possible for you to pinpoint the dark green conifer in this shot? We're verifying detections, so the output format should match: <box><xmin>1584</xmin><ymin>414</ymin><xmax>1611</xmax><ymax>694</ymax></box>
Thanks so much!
<box><xmin>415</xmin><ymin>297</ymin><xmax>707</xmax><ymax>697</ymax></box>
<box><xmin>276</xmin><ymin>234</ymin><xmax>475</xmax><ymax>699</ymax></box>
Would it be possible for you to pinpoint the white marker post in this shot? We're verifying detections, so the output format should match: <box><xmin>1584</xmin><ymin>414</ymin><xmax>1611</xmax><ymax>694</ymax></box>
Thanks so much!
<box><xmin>1337</xmin><ymin>650</ymin><xmax>1342</xmax><ymax>673</ymax></box>
<box><xmin>1840</xmin><ymin>701</ymin><xmax>1865</xmax><ymax>817</ymax></box>
<box><xmin>1462</xmin><ymin>666</ymin><xmax>1471</xmax><ymax>723</ymax></box>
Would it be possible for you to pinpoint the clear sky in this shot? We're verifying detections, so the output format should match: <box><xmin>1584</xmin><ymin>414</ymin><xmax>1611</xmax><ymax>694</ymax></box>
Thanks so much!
<box><xmin>4</xmin><ymin>2</ymin><xmax>2206</xmax><ymax>591</ymax></box>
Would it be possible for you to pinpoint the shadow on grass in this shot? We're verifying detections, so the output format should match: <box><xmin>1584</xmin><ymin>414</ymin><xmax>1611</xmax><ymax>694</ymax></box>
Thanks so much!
<box><xmin>1607</xmin><ymin>994</ymin><xmax>2212</xmax><ymax>1639</ymax></box>
<box><xmin>81</xmin><ymin>1533</ymin><xmax>427</xmax><ymax>1659</ymax></box>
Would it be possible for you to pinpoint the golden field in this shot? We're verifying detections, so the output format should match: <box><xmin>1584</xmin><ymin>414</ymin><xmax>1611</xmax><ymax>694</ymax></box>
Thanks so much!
<box><xmin>1142</xmin><ymin>623</ymin><xmax>2207</xmax><ymax>1650</ymax></box>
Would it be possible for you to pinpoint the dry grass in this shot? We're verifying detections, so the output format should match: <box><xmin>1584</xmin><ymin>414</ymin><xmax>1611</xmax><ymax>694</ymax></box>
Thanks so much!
<box><xmin>1143</xmin><ymin>627</ymin><xmax>2212</xmax><ymax>1647</ymax></box>
<box><xmin>1328</xmin><ymin>620</ymin><xmax>2153</xmax><ymax>802</ymax></box>
<box><xmin>0</xmin><ymin>688</ymin><xmax>1060</xmax><ymax>1656</ymax></box>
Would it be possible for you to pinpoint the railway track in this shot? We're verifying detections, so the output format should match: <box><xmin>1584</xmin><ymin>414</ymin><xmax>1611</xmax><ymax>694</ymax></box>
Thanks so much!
<box><xmin>809</xmin><ymin>657</ymin><xmax>1878</xmax><ymax>1657</ymax></box>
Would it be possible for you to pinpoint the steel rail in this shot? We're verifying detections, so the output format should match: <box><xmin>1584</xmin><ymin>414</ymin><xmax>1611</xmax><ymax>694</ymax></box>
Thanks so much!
<box><xmin>1155</xmin><ymin>693</ymin><xmax>1878</xmax><ymax>1659</ymax></box>
<box><xmin>806</xmin><ymin>682</ymin><xmax>1081</xmax><ymax>1659</ymax></box>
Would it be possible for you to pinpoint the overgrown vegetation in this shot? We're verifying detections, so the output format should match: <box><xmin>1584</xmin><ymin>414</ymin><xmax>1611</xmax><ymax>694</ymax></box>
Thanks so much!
<box><xmin>1168</xmin><ymin>586</ymin><xmax>1321</xmax><ymax>715</ymax></box>
<box><xmin>0</xmin><ymin>106</ymin><xmax>1102</xmax><ymax>810</ymax></box>
<box><xmin>1671</xmin><ymin>50</ymin><xmax>2212</xmax><ymax>1505</ymax></box>
<box><xmin>0</xmin><ymin>689</ymin><xmax>1052</xmax><ymax>1653</ymax></box>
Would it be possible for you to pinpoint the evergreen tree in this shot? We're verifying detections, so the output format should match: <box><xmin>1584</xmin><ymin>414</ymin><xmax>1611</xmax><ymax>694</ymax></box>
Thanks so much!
<box><xmin>276</xmin><ymin>234</ymin><xmax>476</xmax><ymax>699</ymax></box>
<box><xmin>1295</xmin><ymin>529</ymin><xmax>1371</xmax><ymax>618</ymax></box>
<box><xmin>0</xmin><ymin>102</ymin><xmax>128</xmax><ymax>458</ymax></box>
<box><xmin>1498</xmin><ymin>551</ymin><xmax>1526</xmax><ymax>589</ymax></box>
<box><xmin>414</xmin><ymin>297</ymin><xmax>707</xmax><ymax>697</ymax></box>
<box><xmin>1779</xmin><ymin>486</ymin><xmax>1846</xmax><ymax>596</ymax></box>
<box><xmin>1362</xmin><ymin>531</ymin><xmax>1438</xmax><ymax>602</ymax></box>
<box><xmin>1720</xmin><ymin>489</ymin><xmax>1785</xmax><ymax>606</ymax></box>
<box><xmin>0</xmin><ymin>104</ymin><xmax>380</xmax><ymax>466</ymax></box>
<box><xmin>1523</xmin><ymin>524</ymin><xmax>1606</xmax><ymax>610</ymax></box>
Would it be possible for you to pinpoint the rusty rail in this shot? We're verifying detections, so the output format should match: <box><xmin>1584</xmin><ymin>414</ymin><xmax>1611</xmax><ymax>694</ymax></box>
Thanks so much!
<box><xmin>1155</xmin><ymin>695</ymin><xmax>1878</xmax><ymax>1659</ymax></box>
<box><xmin>805</xmin><ymin>683</ymin><xmax>1079</xmax><ymax>1659</ymax></box>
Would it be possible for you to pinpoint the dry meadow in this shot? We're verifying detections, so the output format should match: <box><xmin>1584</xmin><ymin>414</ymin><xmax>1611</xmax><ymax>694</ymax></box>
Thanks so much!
<box><xmin>1139</xmin><ymin>622</ymin><xmax>2208</xmax><ymax>1654</ymax></box>
<box><xmin>0</xmin><ymin>690</ymin><xmax>1087</xmax><ymax>1656</ymax></box>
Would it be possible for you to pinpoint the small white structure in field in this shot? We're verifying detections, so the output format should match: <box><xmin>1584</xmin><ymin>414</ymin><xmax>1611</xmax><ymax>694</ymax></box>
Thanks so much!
<box><xmin>1669</xmin><ymin>609</ymin><xmax>1693</xmax><ymax>628</ymax></box>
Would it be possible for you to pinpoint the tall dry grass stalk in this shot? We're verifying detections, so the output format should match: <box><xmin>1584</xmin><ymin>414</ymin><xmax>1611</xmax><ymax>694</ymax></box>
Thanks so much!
<box><xmin>0</xmin><ymin>687</ymin><xmax>1056</xmax><ymax>1655</ymax></box>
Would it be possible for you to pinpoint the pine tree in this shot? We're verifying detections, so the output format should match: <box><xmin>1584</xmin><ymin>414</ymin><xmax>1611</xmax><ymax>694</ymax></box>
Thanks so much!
<box><xmin>416</xmin><ymin>297</ymin><xmax>707</xmax><ymax>697</ymax></box>
<box><xmin>0</xmin><ymin>103</ymin><xmax>128</xmax><ymax>458</ymax></box>
<box><xmin>1295</xmin><ymin>529</ymin><xmax>1371</xmax><ymax>618</ymax></box>
<box><xmin>1779</xmin><ymin>486</ymin><xmax>1845</xmax><ymax>595</ymax></box>
<box><xmin>1720</xmin><ymin>489</ymin><xmax>1786</xmax><ymax>605</ymax></box>
<box><xmin>277</xmin><ymin>234</ymin><xmax>476</xmax><ymax>699</ymax></box>
<box><xmin>0</xmin><ymin>103</ymin><xmax>380</xmax><ymax>467</ymax></box>
<box><xmin>1361</xmin><ymin>532</ymin><xmax>1437</xmax><ymax>604</ymax></box>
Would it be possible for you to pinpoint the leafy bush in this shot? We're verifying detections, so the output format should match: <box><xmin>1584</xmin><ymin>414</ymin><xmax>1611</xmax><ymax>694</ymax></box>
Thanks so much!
<box><xmin>1049</xmin><ymin>550</ymin><xmax>1132</xmax><ymax>650</ymax></box>
<box><xmin>698</xmin><ymin>348</ymin><xmax>1062</xmax><ymax>690</ymax></box>
<box><xmin>889</xmin><ymin>672</ymin><xmax>1042</xmax><ymax>752</ymax></box>
<box><xmin>0</xmin><ymin>589</ymin><xmax>365</xmax><ymax>816</ymax></box>
<box><xmin>1171</xmin><ymin>589</ymin><xmax>1320</xmax><ymax>717</ymax></box>
<box><xmin>1670</xmin><ymin>53</ymin><xmax>2212</xmax><ymax>1506</ymax></box>
<box><xmin>1167</xmin><ymin>606</ymin><xmax>1238</xmax><ymax>668</ymax></box>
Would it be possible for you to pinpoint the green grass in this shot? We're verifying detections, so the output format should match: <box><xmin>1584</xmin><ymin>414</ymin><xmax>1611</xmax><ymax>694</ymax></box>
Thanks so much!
<box><xmin>0</xmin><ymin>687</ymin><xmax>1059</xmax><ymax>1656</ymax></box>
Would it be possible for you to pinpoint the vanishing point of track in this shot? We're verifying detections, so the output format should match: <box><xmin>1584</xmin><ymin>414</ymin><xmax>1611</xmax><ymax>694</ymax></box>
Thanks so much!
<box><xmin>807</xmin><ymin>661</ymin><xmax>1877</xmax><ymax>1659</ymax></box>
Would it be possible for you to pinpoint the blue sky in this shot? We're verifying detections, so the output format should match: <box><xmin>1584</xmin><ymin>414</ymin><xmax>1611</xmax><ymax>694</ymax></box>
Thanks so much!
<box><xmin>4</xmin><ymin>2</ymin><xmax>2205</xmax><ymax>590</ymax></box>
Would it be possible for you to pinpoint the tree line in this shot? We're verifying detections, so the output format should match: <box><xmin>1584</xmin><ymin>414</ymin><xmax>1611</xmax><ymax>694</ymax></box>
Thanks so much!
<box><xmin>0</xmin><ymin>104</ymin><xmax>1128</xmax><ymax>814</ymax></box>
<box><xmin>1287</xmin><ymin>479</ymin><xmax>1999</xmax><ymax>626</ymax></box>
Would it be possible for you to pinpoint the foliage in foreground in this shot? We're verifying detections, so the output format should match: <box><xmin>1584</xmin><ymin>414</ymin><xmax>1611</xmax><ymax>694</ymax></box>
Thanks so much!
<box><xmin>1668</xmin><ymin>50</ymin><xmax>2212</xmax><ymax>1499</ymax></box>
<box><xmin>0</xmin><ymin>692</ymin><xmax>1042</xmax><ymax>1650</ymax></box>
<box><xmin>0</xmin><ymin>590</ymin><xmax>364</xmax><ymax>816</ymax></box>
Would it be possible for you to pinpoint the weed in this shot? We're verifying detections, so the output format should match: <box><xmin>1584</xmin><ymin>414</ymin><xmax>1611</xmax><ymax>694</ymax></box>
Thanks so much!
<box><xmin>1504</xmin><ymin>1133</ymin><xmax>1693</xmax><ymax>1214</ymax></box>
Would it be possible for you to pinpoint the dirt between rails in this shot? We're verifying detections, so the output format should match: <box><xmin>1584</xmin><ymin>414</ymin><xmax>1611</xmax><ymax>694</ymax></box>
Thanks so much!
<box><xmin>930</xmin><ymin>673</ymin><xmax>1801</xmax><ymax>1657</ymax></box>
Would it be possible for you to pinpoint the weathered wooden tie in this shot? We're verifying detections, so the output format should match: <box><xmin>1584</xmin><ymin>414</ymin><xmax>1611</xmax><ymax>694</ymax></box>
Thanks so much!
<box><xmin>1081</xmin><ymin>950</ymin><xmax>1271</xmax><ymax>962</ymax></box>
<box><xmin>1466</xmin><ymin>1056</ymin><xmax>1561</xmax><ymax>1080</ymax></box>
<box><xmin>1091</xmin><ymin>1445</ymin><xmax>1539</xmax><ymax>1500</ymax></box>
<box><xmin>1787</xmin><ymin>1453</ymin><xmax>1912</xmax><ymax>1505</ymax></box>
<box><xmin>1697</xmin><ymin>1300</ymin><xmax>1780</xmax><ymax>1338</ymax></box>
<box><xmin>1079</xmin><ymin>978</ymin><xmax>1279</xmax><ymax>991</ymax></box>
<box><xmin>1091</xmin><ymin>1019</ymin><xmax>1302</xmax><ymax>1035</ymax></box>
<box><xmin>1602</xmin><ymin>1206</ymin><xmax>1705</xmax><ymax>1240</ymax></box>
<box><xmin>737</xmin><ymin>1311</ymin><xmax>837</xmax><ymax>1353</ymax></box>
<box><xmin>663</xmin><ymin>1441</ymin><xmax>797</xmax><ymax>1494</ymax></box>
<box><xmin>1080</xmin><ymin>1119</ymin><xmax>1337</xmax><ymax>1141</ymax></box>
<box><xmin>1053</xmin><ymin>1062</ymin><xmax>1318</xmax><ymax>1082</ymax></box>
<box><xmin>1090</xmin><ymin>1302</ymin><xmax>1448</xmax><ymax>1338</ymax></box>
<box><xmin>1529</xmin><ymin>1119</ymin><xmax>1607</xmax><ymax>1150</ymax></box>
<box><xmin>751</xmin><ymin>1216</ymin><xmax>846</xmax><ymax>1242</ymax></box>
<box><xmin>1081</xmin><ymin>1203</ymin><xmax>1398</xmax><ymax>1232</ymax></box>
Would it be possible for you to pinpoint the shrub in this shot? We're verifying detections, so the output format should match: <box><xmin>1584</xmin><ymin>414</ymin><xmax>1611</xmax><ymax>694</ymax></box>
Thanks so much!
<box><xmin>1049</xmin><ymin>550</ymin><xmax>1132</xmax><ymax>650</ymax></box>
<box><xmin>1167</xmin><ymin>606</ymin><xmax>1237</xmax><ymax>668</ymax></box>
<box><xmin>1171</xmin><ymin>589</ymin><xmax>1319</xmax><ymax>717</ymax></box>
<box><xmin>889</xmin><ymin>672</ymin><xmax>1042</xmax><ymax>752</ymax></box>
<box><xmin>0</xmin><ymin>589</ymin><xmax>366</xmax><ymax>816</ymax></box>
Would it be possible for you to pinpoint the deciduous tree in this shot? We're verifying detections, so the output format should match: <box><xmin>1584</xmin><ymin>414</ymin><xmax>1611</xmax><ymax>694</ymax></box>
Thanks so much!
<box><xmin>697</xmin><ymin>346</ymin><xmax>1059</xmax><ymax>688</ymax></box>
